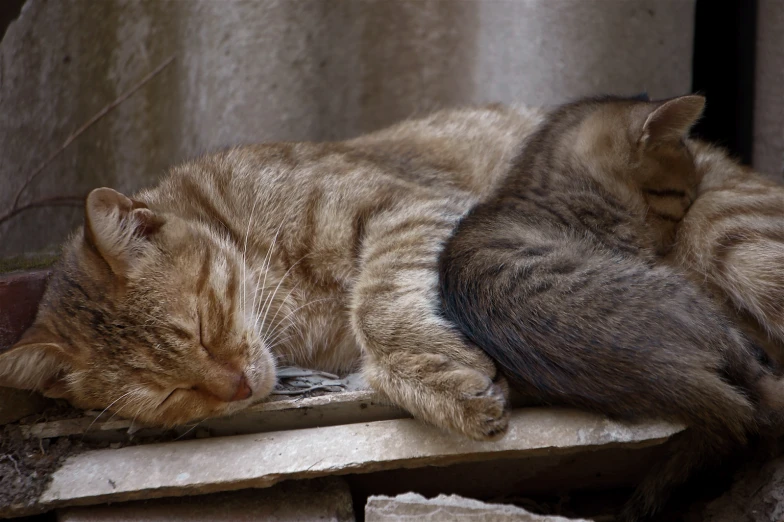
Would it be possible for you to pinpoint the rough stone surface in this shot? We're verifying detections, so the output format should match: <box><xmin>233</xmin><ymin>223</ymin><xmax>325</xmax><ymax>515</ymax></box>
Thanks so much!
<box><xmin>699</xmin><ymin>455</ymin><xmax>784</xmax><ymax>522</ymax></box>
<box><xmin>19</xmin><ymin>389</ymin><xmax>405</xmax><ymax>442</ymax></box>
<box><xmin>1</xmin><ymin>0</ymin><xmax>695</xmax><ymax>256</ymax></box>
<box><xmin>57</xmin><ymin>478</ymin><xmax>355</xmax><ymax>521</ymax></box>
<box><xmin>754</xmin><ymin>0</ymin><xmax>784</xmax><ymax>176</ymax></box>
<box><xmin>365</xmin><ymin>493</ymin><xmax>588</xmax><ymax>521</ymax></box>
<box><xmin>3</xmin><ymin>409</ymin><xmax>680</xmax><ymax>517</ymax></box>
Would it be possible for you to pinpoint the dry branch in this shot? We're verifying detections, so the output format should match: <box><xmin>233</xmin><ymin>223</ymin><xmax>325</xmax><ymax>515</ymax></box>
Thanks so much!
<box><xmin>1</xmin><ymin>55</ymin><xmax>176</xmax><ymax>228</ymax></box>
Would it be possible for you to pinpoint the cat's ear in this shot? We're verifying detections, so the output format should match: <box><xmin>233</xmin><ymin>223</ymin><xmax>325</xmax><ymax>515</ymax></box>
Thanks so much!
<box><xmin>0</xmin><ymin>326</ymin><xmax>75</xmax><ymax>399</ymax></box>
<box><xmin>639</xmin><ymin>95</ymin><xmax>705</xmax><ymax>145</ymax></box>
<box><xmin>84</xmin><ymin>187</ymin><xmax>164</xmax><ymax>276</ymax></box>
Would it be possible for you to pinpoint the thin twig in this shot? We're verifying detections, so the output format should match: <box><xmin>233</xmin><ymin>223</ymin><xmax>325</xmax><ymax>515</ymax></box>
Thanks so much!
<box><xmin>0</xmin><ymin>454</ymin><xmax>21</xmax><ymax>476</ymax></box>
<box><xmin>0</xmin><ymin>196</ymin><xmax>85</xmax><ymax>227</ymax></box>
<box><xmin>9</xmin><ymin>55</ymin><xmax>177</xmax><ymax>212</ymax></box>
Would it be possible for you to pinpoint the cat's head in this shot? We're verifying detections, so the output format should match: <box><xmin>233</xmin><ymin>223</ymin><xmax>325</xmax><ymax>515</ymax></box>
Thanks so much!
<box><xmin>569</xmin><ymin>93</ymin><xmax>705</xmax><ymax>191</ymax></box>
<box><xmin>548</xmin><ymin>93</ymin><xmax>706</xmax><ymax>252</ymax></box>
<box><xmin>0</xmin><ymin>188</ymin><xmax>278</xmax><ymax>427</ymax></box>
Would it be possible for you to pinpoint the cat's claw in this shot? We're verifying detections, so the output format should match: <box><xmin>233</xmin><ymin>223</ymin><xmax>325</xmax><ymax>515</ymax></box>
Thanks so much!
<box><xmin>442</xmin><ymin>369</ymin><xmax>510</xmax><ymax>441</ymax></box>
<box><xmin>464</xmin><ymin>379</ymin><xmax>510</xmax><ymax>440</ymax></box>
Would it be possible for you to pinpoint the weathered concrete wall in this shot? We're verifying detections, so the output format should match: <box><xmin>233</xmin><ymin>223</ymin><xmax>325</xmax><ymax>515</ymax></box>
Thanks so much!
<box><xmin>754</xmin><ymin>0</ymin><xmax>784</xmax><ymax>177</ymax></box>
<box><xmin>0</xmin><ymin>0</ymin><xmax>696</xmax><ymax>257</ymax></box>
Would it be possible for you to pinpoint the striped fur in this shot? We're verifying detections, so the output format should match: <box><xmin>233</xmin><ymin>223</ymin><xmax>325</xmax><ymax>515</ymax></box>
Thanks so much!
<box><xmin>675</xmin><ymin>141</ymin><xmax>784</xmax><ymax>370</ymax></box>
<box><xmin>2</xmin><ymin>97</ymin><xmax>783</xmax><ymax>471</ymax></box>
<box><xmin>0</xmin><ymin>106</ymin><xmax>542</xmax><ymax>438</ymax></box>
<box><xmin>438</xmin><ymin>96</ymin><xmax>784</xmax><ymax>520</ymax></box>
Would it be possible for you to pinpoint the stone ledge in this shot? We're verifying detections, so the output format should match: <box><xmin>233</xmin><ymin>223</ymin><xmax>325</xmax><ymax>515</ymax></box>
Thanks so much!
<box><xmin>19</xmin><ymin>389</ymin><xmax>407</xmax><ymax>442</ymax></box>
<box><xmin>57</xmin><ymin>477</ymin><xmax>355</xmax><ymax>521</ymax></box>
<box><xmin>0</xmin><ymin>408</ymin><xmax>682</xmax><ymax>518</ymax></box>
<box><xmin>365</xmin><ymin>492</ymin><xmax>589</xmax><ymax>521</ymax></box>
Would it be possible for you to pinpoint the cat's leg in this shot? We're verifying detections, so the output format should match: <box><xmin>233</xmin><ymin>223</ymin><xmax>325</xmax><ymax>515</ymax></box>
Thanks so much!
<box><xmin>349</xmin><ymin>200</ymin><xmax>510</xmax><ymax>441</ymax></box>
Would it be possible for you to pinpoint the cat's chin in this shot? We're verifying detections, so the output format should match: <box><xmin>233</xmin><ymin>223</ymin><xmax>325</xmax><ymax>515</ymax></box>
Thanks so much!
<box><xmin>244</xmin><ymin>347</ymin><xmax>278</xmax><ymax>404</ymax></box>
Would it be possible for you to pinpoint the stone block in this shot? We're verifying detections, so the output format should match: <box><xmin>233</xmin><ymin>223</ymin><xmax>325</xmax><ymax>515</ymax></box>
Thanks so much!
<box><xmin>0</xmin><ymin>408</ymin><xmax>681</xmax><ymax>517</ymax></box>
<box><xmin>57</xmin><ymin>478</ymin><xmax>354</xmax><ymax>522</ymax></box>
<box><xmin>365</xmin><ymin>492</ymin><xmax>588</xmax><ymax>521</ymax></box>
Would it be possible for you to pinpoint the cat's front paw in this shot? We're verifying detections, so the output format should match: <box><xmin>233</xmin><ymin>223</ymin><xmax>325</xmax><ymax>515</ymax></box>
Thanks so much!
<box><xmin>451</xmin><ymin>370</ymin><xmax>510</xmax><ymax>440</ymax></box>
<box><xmin>364</xmin><ymin>353</ymin><xmax>510</xmax><ymax>441</ymax></box>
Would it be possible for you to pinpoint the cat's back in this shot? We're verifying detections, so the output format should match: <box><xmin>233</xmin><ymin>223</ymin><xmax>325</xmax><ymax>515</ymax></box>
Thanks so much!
<box><xmin>141</xmin><ymin>105</ymin><xmax>543</xmax><ymax>220</ymax></box>
<box><xmin>346</xmin><ymin>104</ymin><xmax>545</xmax><ymax>197</ymax></box>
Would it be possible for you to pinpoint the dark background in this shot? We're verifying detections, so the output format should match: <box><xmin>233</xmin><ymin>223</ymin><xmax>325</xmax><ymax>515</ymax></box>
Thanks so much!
<box><xmin>692</xmin><ymin>0</ymin><xmax>757</xmax><ymax>165</ymax></box>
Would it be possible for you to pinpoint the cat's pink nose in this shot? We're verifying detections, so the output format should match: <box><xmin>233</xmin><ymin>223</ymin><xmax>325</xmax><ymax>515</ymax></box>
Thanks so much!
<box><xmin>229</xmin><ymin>374</ymin><xmax>252</xmax><ymax>402</ymax></box>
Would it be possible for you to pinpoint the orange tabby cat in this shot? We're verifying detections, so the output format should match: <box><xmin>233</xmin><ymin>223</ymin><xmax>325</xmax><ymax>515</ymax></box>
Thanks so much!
<box><xmin>675</xmin><ymin>141</ymin><xmax>784</xmax><ymax>370</ymax></box>
<box><xmin>0</xmin><ymin>106</ymin><xmax>545</xmax><ymax>439</ymax></box>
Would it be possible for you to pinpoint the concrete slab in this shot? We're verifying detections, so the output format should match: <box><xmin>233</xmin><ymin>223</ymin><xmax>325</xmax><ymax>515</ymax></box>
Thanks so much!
<box><xmin>57</xmin><ymin>478</ymin><xmax>354</xmax><ymax>521</ymax></box>
<box><xmin>19</xmin><ymin>389</ymin><xmax>407</xmax><ymax>441</ymax></box>
<box><xmin>365</xmin><ymin>492</ymin><xmax>588</xmax><ymax>521</ymax></box>
<box><xmin>10</xmin><ymin>409</ymin><xmax>682</xmax><ymax>517</ymax></box>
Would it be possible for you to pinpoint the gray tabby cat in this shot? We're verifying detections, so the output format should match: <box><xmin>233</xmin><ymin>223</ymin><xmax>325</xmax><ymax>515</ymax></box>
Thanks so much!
<box><xmin>439</xmin><ymin>95</ymin><xmax>784</xmax><ymax>521</ymax></box>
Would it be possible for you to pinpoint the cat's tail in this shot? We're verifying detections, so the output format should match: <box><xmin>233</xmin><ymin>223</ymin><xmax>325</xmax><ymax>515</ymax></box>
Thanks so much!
<box><xmin>620</xmin><ymin>370</ymin><xmax>784</xmax><ymax>520</ymax></box>
<box><xmin>618</xmin><ymin>428</ymin><xmax>728</xmax><ymax>522</ymax></box>
<box><xmin>621</xmin><ymin>370</ymin><xmax>784</xmax><ymax>521</ymax></box>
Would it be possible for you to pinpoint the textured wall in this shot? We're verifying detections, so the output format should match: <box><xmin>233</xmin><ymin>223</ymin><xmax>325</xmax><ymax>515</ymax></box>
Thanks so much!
<box><xmin>0</xmin><ymin>0</ymin><xmax>696</xmax><ymax>257</ymax></box>
<box><xmin>754</xmin><ymin>0</ymin><xmax>784</xmax><ymax>177</ymax></box>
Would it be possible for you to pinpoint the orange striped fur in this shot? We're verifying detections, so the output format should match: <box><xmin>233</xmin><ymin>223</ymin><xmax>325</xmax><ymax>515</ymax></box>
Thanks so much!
<box><xmin>0</xmin><ymin>106</ymin><xmax>542</xmax><ymax>438</ymax></box>
<box><xmin>675</xmin><ymin>141</ymin><xmax>784</xmax><ymax>368</ymax></box>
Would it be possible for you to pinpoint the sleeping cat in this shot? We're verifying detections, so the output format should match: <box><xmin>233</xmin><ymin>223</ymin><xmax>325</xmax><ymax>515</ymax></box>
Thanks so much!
<box><xmin>674</xmin><ymin>140</ymin><xmax>784</xmax><ymax>369</ymax></box>
<box><xmin>0</xmin><ymin>106</ymin><xmax>549</xmax><ymax>440</ymax></box>
<box><xmin>438</xmin><ymin>95</ymin><xmax>784</xmax><ymax>520</ymax></box>
<box><xmin>2</xmin><ymin>96</ymin><xmax>783</xmax><ymax>518</ymax></box>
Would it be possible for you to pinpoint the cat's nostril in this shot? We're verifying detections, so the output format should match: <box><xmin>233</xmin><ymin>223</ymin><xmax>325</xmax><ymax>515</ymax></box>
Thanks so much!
<box><xmin>230</xmin><ymin>374</ymin><xmax>252</xmax><ymax>402</ymax></box>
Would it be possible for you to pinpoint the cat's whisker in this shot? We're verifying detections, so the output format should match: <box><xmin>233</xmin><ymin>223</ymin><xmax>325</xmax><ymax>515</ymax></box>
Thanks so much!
<box><xmin>241</xmin><ymin>194</ymin><xmax>262</xmax><ymax>320</ymax></box>
<box><xmin>250</xmin><ymin>220</ymin><xmax>286</xmax><ymax>326</ymax></box>
<box><xmin>257</xmin><ymin>254</ymin><xmax>312</xmax><ymax>337</ymax></box>
<box><xmin>265</xmin><ymin>335</ymin><xmax>295</xmax><ymax>354</ymax></box>
<box><xmin>105</xmin><ymin>394</ymin><xmax>139</xmax><ymax>423</ymax></box>
<box><xmin>249</xmin><ymin>219</ymin><xmax>285</xmax><ymax>312</ymax></box>
<box><xmin>83</xmin><ymin>388</ymin><xmax>140</xmax><ymax>434</ymax></box>
<box><xmin>267</xmin><ymin>334</ymin><xmax>293</xmax><ymax>348</ymax></box>
<box><xmin>154</xmin><ymin>387</ymin><xmax>180</xmax><ymax>411</ymax></box>
<box><xmin>127</xmin><ymin>408</ymin><xmax>146</xmax><ymax>435</ymax></box>
<box><xmin>174</xmin><ymin>419</ymin><xmax>208</xmax><ymax>441</ymax></box>
<box><xmin>259</xmin><ymin>295</ymin><xmax>302</xmax><ymax>347</ymax></box>
<box><xmin>264</xmin><ymin>297</ymin><xmax>336</xmax><ymax>347</ymax></box>
<box><xmin>261</xmin><ymin>320</ymin><xmax>299</xmax><ymax>349</ymax></box>
<box><xmin>257</xmin><ymin>279</ymin><xmax>302</xmax><ymax>339</ymax></box>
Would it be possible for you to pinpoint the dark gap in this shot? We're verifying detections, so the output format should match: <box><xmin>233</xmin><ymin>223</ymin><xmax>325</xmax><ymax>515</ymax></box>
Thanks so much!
<box><xmin>0</xmin><ymin>0</ymin><xmax>26</xmax><ymax>43</ymax></box>
<box><xmin>691</xmin><ymin>0</ymin><xmax>758</xmax><ymax>165</ymax></box>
